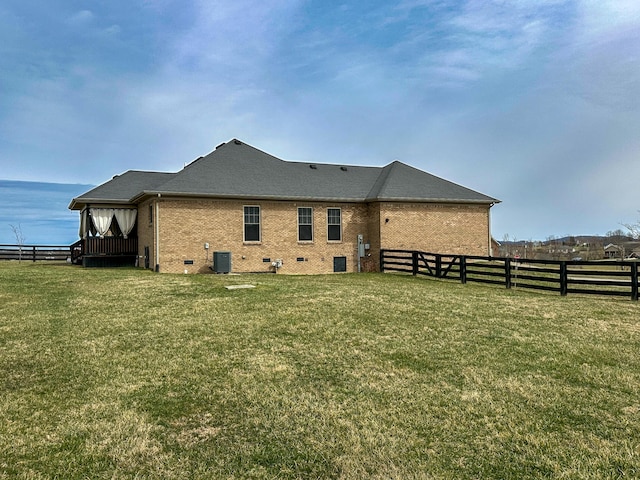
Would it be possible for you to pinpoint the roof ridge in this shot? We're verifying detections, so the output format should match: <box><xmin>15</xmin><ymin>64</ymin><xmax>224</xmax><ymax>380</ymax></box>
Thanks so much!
<box><xmin>365</xmin><ymin>161</ymin><xmax>399</xmax><ymax>200</ymax></box>
<box><xmin>183</xmin><ymin>138</ymin><xmax>289</xmax><ymax>170</ymax></box>
<box><xmin>227</xmin><ymin>138</ymin><xmax>288</xmax><ymax>164</ymax></box>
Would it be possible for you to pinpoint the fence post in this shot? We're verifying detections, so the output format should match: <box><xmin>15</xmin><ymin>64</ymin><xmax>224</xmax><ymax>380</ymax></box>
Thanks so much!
<box><xmin>505</xmin><ymin>258</ymin><xmax>512</xmax><ymax>289</ymax></box>
<box><xmin>380</xmin><ymin>249</ymin><xmax>385</xmax><ymax>273</ymax></box>
<box><xmin>32</xmin><ymin>246</ymin><xmax>36</xmax><ymax>262</ymax></box>
<box><xmin>460</xmin><ymin>256</ymin><xmax>467</xmax><ymax>284</ymax></box>
<box><xmin>412</xmin><ymin>251</ymin><xmax>419</xmax><ymax>276</ymax></box>
<box><xmin>435</xmin><ymin>255</ymin><xmax>442</xmax><ymax>278</ymax></box>
<box><xmin>631</xmin><ymin>262</ymin><xmax>638</xmax><ymax>301</ymax></box>
<box><xmin>560</xmin><ymin>261</ymin><xmax>568</xmax><ymax>296</ymax></box>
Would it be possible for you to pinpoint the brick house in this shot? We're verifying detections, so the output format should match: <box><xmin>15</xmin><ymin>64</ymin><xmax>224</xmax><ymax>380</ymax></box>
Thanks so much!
<box><xmin>69</xmin><ymin>139</ymin><xmax>499</xmax><ymax>274</ymax></box>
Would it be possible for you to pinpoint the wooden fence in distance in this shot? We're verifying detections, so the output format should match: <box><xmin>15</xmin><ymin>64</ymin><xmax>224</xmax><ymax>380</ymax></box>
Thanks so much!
<box><xmin>0</xmin><ymin>244</ymin><xmax>70</xmax><ymax>262</ymax></box>
<box><xmin>380</xmin><ymin>249</ymin><xmax>639</xmax><ymax>301</ymax></box>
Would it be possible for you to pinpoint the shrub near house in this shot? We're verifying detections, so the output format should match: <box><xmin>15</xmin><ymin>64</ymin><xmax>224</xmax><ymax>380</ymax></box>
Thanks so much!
<box><xmin>69</xmin><ymin>139</ymin><xmax>499</xmax><ymax>274</ymax></box>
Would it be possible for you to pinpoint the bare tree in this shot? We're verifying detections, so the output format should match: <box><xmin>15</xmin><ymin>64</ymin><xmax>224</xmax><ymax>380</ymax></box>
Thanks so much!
<box><xmin>622</xmin><ymin>212</ymin><xmax>640</xmax><ymax>240</ymax></box>
<box><xmin>10</xmin><ymin>223</ymin><xmax>26</xmax><ymax>262</ymax></box>
<box><xmin>606</xmin><ymin>229</ymin><xmax>630</xmax><ymax>244</ymax></box>
<box><xmin>502</xmin><ymin>233</ymin><xmax>513</xmax><ymax>257</ymax></box>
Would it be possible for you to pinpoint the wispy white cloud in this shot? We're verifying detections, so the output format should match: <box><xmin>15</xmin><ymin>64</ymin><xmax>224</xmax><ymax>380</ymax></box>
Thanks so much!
<box><xmin>575</xmin><ymin>0</ymin><xmax>640</xmax><ymax>38</ymax></box>
<box><xmin>103</xmin><ymin>24</ymin><xmax>122</xmax><ymax>36</ymax></box>
<box><xmin>166</xmin><ymin>0</ymin><xmax>303</xmax><ymax>74</ymax></box>
<box><xmin>548</xmin><ymin>1</ymin><xmax>640</xmax><ymax>112</ymax></box>
<box><xmin>66</xmin><ymin>9</ymin><xmax>124</xmax><ymax>40</ymax></box>
<box><xmin>422</xmin><ymin>1</ymin><xmax>565</xmax><ymax>85</ymax></box>
<box><xmin>67</xmin><ymin>9</ymin><xmax>95</xmax><ymax>26</ymax></box>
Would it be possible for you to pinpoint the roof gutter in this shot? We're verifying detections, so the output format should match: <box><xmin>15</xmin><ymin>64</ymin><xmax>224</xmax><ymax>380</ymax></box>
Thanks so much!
<box><xmin>68</xmin><ymin>198</ymin><xmax>136</xmax><ymax>210</ymax></box>
<box><xmin>130</xmin><ymin>191</ymin><xmax>501</xmax><ymax>205</ymax></box>
<box><xmin>369</xmin><ymin>197</ymin><xmax>501</xmax><ymax>204</ymax></box>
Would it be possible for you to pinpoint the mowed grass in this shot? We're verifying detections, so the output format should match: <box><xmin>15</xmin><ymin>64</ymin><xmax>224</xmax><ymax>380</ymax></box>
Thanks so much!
<box><xmin>1</xmin><ymin>263</ymin><xmax>639</xmax><ymax>479</ymax></box>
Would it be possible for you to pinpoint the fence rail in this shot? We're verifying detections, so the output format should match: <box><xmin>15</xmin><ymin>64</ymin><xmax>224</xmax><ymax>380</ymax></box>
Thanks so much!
<box><xmin>0</xmin><ymin>244</ymin><xmax>70</xmax><ymax>262</ymax></box>
<box><xmin>380</xmin><ymin>249</ymin><xmax>639</xmax><ymax>301</ymax></box>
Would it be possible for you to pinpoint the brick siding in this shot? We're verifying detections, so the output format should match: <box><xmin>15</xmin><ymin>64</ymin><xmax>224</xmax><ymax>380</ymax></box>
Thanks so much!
<box><xmin>378</xmin><ymin>202</ymin><xmax>491</xmax><ymax>256</ymax></box>
<box><xmin>137</xmin><ymin>199</ymin><xmax>156</xmax><ymax>269</ymax></box>
<box><xmin>137</xmin><ymin>197</ymin><xmax>491</xmax><ymax>274</ymax></box>
<box><xmin>152</xmin><ymin>198</ymin><xmax>369</xmax><ymax>274</ymax></box>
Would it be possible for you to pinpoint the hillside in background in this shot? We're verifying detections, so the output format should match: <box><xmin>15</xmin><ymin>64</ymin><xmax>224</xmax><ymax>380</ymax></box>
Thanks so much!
<box><xmin>499</xmin><ymin>235</ymin><xmax>640</xmax><ymax>261</ymax></box>
<box><xmin>0</xmin><ymin>180</ymin><xmax>93</xmax><ymax>245</ymax></box>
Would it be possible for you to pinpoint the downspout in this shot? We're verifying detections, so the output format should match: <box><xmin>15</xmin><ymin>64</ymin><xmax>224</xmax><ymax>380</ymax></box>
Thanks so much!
<box><xmin>488</xmin><ymin>203</ymin><xmax>494</xmax><ymax>257</ymax></box>
<box><xmin>155</xmin><ymin>195</ymin><xmax>161</xmax><ymax>272</ymax></box>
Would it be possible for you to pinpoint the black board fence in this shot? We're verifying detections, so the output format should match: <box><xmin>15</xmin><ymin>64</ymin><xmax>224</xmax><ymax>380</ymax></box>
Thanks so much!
<box><xmin>0</xmin><ymin>244</ymin><xmax>71</xmax><ymax>262</ymax></box>
<box><xmin>380</xmin><ymin>249</ymin><xmax>639</xmax><ymax>301</ymax></box>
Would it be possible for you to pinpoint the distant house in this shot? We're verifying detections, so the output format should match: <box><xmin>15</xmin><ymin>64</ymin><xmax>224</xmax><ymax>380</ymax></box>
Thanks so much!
<box><xmin>69</xmin><ymin>139</ymin><xmax>500</xmax><ymax>274</ymax></box>
<box><xmin>491</xmin><ymin>237</ymin><xmax>501</xmax><ymax>257</ymax></box>
<box><xmin>622</xmin><ymin>242</ymin><xmax>640</xmax><ymax>259</ymax></box>
<box><xmin>604</xmin><ymin>243</ymin><xmax>623</xmax><ymax>259</ymax></box>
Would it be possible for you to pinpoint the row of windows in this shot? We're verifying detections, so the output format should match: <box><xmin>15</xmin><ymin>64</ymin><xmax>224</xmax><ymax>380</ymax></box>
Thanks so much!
<box><xmin>244</xmin><ymin>206</ymin><xmax>342</xmax><ymax>243</ymax></box>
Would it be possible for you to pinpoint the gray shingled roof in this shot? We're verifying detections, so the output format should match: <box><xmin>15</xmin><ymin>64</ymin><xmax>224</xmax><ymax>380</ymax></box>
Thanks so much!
<box><xmin>69</xmin><ymin>139</ymin><xmax>499</xmax><ymax>210</ymax></box>
<box><xmin>69</xmin><ymin>171</ymin><xmax>176</xmax><ymax>209</ymax></box>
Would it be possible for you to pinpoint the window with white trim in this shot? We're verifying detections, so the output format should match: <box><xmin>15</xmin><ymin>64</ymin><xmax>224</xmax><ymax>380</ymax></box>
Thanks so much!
<box><xmin>244</xmin><ymin>206</ymin><xmax>261</xmax><ymax>242</ymax></box>
<box><xmin>327</xmin><ymin>208</ymin><xmax>341</xmax><ymax>241</ymax></box>
<box><xmin>298</xmin><ymin>207</ymin><xmax>313</xmax><ymax>242</ymax></box>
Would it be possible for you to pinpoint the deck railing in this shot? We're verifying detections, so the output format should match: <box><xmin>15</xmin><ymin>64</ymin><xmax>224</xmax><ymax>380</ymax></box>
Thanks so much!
<box><xmin>70</xmin><ymin>236</ymin><xmax>138</xmax><ymax>264</ymax></box>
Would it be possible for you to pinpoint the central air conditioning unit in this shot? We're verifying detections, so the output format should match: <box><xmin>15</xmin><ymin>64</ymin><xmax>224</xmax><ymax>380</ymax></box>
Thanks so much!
<box><xmin>213</xmin><ymin>251</ymin><xmax>231</xmax><ymax>274</ymax></box>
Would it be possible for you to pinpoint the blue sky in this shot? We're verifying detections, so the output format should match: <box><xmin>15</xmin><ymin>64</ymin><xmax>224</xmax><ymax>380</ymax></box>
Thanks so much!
<box><xmin>0</xmin><ymin>181</ymin><xmax>91</xmax><ymax>244</ymax></box>
<box><xmin>1</xmin><ymin>0</ymin><xmax>639</xmax><ymax>242</ymax></box>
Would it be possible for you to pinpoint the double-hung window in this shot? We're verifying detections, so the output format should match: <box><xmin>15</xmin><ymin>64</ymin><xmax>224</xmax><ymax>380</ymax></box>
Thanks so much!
<box><xmin>298</xmin><ymin>207</ymin><xmax>313</xmax><ymax>242</ymax></box>
<box><xmin>327</xmin><ymin>208</ymin><xmax>341</xmax><ymax>241</ymax></box>
<box><xmin>244</xmin><ymin>206</ymin><xmax>261</xmax><ymax>242</ymax></box>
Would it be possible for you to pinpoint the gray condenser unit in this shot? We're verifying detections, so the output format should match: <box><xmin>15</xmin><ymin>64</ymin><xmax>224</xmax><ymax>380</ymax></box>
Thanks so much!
<box><xmin>213</xmin><ymin>251</ymin><xmax>231</xmax><ymax>273</ymax></box>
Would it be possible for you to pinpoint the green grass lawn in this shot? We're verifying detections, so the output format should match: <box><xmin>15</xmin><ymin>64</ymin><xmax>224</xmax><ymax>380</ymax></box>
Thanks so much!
<box><xmin>1</xmin><ymin>263</ymin><xmax>639</xmax><ymax>479</ymax></box>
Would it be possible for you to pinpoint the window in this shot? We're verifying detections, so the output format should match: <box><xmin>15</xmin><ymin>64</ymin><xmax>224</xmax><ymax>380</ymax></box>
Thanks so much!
<box><xmin>327</xmin><ymin>208</ymin><xmax>341</xmax><ymax>241</ymax></box>
<box><xmin>148</xmin><ymin>204</ymin><xmax>153</xmax><ymax>225</ymax></box>
<box><xmin>298</xmin><ymin>207</ymin><xmax>313</xmax><ymax>242</ymax></box>
<box><xmin>244</xmin><ymin>206</ymin><xmax>260</xmax><ymax>242</ymax></box>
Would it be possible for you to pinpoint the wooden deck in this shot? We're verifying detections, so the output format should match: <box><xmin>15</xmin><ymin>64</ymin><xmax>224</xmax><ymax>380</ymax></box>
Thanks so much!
<box><xmin>71</xmin><ymin>237</ymin><xmax>138</xmax><ymax>267</ymax></box>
